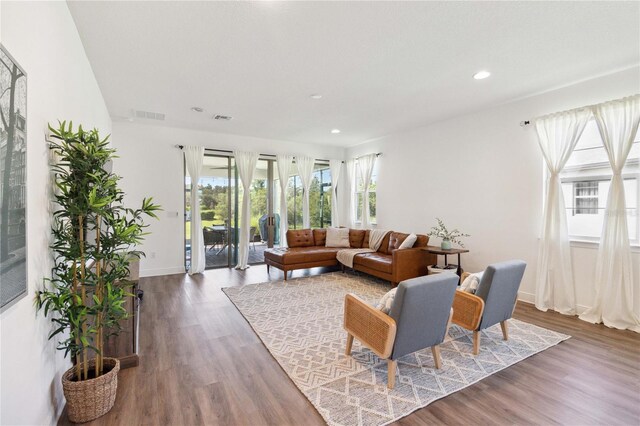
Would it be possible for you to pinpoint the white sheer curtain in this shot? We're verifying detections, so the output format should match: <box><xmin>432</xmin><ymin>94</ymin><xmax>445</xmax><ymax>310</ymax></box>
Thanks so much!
<box><xmin>580</xmin><ymin>95</ymin><xmax>640</xmax><ymax>332</ymax></box>
<box><xmin>296</xmin><ymin>156</ymin><xmax>315</xmax><ymax>229</ymax></box>
<box><xmin>357</xmin><ymin>154</ymin><xmax>377</xmax><ymax>229</ymax></box>
<box><xmin>534</xmin><ymin>108</ymin><xmax>591</xmax><ymax>314</ymax></box>
<box><xmin>345</xmin><ymin>159</ymin><xmax>357</xmax><ymax>228</ymax></box>
<box><xmin>276</xmin><ymin>154</ymin><xmax>293</xmax><ymax>247</ymax></box>
<box><xmin>184</xmin><ymin>146</ymin><xmax>205</xmax><ymax>274</ymax></box>
<box><xmin>329</xmin><ymin>159</ymin><xmax>342</xmax><ymax>227</ymax></box>
<box><xmin>234</xmin><ymin>151</ymin><xmax>258</xmax><ymax>270</ymax></box>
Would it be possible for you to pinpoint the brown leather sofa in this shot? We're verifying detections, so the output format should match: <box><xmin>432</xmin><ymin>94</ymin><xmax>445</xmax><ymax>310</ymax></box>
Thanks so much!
<box><xmin>264</xmin><ymin>229</ymin><xmax>435</xmax><ymax>286</ymax></box>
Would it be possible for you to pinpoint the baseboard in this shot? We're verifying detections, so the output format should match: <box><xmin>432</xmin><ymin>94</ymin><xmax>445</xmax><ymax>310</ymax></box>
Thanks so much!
<box><xmin>517</xmin><ymin>290</ymin><xmax>535</xmax><ymax>305</ymax></box>
<box><xmin>140</xmin><ymin>266</ymin><xmax>185</xmax><ymax>277</ymax></box>
<box><xmin>518</xmin><ymin>291</ymin><xmax>590</xmax><ymax>314</ymax></box>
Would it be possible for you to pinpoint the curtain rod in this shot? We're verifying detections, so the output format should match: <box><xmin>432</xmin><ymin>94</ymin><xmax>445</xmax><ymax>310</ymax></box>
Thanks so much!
<box><xmin>174</xmin><ymin>145</ymin><xmax>341</xmax><ymax>163</ymax></box>
<box><xmin>520</xmin><ymin>94</ymin><xmax>640</xmax><ymax>128</ymax></box>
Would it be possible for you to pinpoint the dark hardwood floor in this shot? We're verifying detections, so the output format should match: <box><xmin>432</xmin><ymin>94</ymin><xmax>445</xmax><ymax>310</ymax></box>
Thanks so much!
<box><xmin>61</xmin><ymin>266</ymin><xmax>640</xmax><ymax>426</ymax></box>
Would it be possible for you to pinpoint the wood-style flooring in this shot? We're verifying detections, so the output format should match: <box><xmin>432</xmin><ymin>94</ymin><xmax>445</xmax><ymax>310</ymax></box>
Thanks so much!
<box><xmin>61</xmin><ymin>266</ymin><xmax>640</xmax><ymax>425</ymax></box>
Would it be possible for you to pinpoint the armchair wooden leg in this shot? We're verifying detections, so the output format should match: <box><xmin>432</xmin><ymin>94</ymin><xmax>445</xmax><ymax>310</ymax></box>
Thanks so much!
<box><xmin>283</xmin><ymin>270</ymin><xmax>287</xmax><ymax>281</ymax></box>
<box><xmin>473</xmin><ymin>331</ymin><xmax>480</xmax><ymax>355</ymax></box>
<box><xmin>431</xmin><ymin>345</ymin><xmax>442</xmax><ymax>369</ymax></box>
<box><xmin>345</xmin><ymin>333</ymin><xmax>354</xmax><ymax>356</ymax></box>
<box><xmin>387</xmin><ymin>359</ymin><xmax>397</xmax><ymax>389</ymax></box>
<box><xmin>500</xmin><ymin>320</ymin><xmax>509</xmax><ymax>341</ymax></box>
<box><xmin>266</xmin><ymin>264</ymin><xmax>270</xmax><ymax>273</ymax></box>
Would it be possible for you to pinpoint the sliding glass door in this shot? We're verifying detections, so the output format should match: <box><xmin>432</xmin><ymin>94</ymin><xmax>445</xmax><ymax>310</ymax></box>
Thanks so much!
<box><xmin>185</xmin><ymin>155</ymin><xmax>237</xmax><ymax>269</ymax></box>
<box><xmin>185</xmin><ymin>154</ymin><xmax>277</xmax><ymax>270</ymax></box>
<box><xmin>184</xmin><ymin>153</ymin><xmax>334</xmax><ymax>270</ymax></box>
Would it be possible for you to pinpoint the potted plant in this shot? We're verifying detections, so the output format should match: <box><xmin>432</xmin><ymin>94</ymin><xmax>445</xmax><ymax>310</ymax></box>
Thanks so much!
<box><xmin>427</xmin><ymin>217</ymin><xmax>470</xmax><ymax>250</ymax></box>
<box><xmin>36</xmin><ymin>122</ymin><xmax>160</xmax><ymax>423</ymax></box>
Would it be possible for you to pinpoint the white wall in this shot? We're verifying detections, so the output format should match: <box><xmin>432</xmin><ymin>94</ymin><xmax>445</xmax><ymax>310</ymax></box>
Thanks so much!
<box><xmin>346</xmin><ymin>67</ymin><xmax>640</xmax><ymax>313</ymax></box>
<box><xmin>0</xmin><ymin>2</ymin><xmax>111</xmax><ymax>425</ymax></box>
<box><xmin>111</xmin><ymin>121</ymin><xmax>345</xmax><ymax>277</ymax></box>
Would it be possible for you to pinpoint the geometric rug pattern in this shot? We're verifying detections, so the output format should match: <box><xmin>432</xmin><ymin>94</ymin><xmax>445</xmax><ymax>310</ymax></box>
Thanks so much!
<box><xmin>223</xmin><ymin>271</ymin><xmax>570</xmax><ymax>426</ymax></box>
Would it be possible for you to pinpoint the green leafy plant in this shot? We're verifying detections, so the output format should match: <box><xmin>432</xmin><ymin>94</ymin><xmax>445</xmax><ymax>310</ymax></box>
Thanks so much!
<box><xmin>427</xmin><ymin>218</ymin><xmax>470</xmax><ymax>247</ymax></box>
<box><xmin>36</xmin><ymin>121</ymin><xmax>160</xmax><ymax>381</ymax></box>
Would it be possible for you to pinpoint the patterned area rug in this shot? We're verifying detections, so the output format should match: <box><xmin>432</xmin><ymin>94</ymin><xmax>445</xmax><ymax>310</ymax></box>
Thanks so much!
<box><xmin>222</xmin><ymin>272</ymin><xmax>570</xmax><ymax>426</ymax></box>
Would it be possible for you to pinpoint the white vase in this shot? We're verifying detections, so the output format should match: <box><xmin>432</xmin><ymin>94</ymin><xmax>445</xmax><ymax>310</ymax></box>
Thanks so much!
<box><xmin>441</xmin><ymin>239</ymin><xmax>452</xmax><ymax>250</ymax></box>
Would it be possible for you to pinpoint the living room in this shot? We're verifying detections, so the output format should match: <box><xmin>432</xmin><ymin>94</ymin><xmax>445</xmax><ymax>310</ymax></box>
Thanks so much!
<box><xmin>1</xmin><ymin>1</ymin><xmax>638</xmax><ymax>425</ymax></box>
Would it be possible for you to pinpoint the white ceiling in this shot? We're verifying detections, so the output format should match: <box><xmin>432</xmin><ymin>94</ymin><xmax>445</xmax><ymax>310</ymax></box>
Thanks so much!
<box><xmin>67</xmin><ymin>1</ymin><xmax>640</xmax><ymax>147</ymax></box>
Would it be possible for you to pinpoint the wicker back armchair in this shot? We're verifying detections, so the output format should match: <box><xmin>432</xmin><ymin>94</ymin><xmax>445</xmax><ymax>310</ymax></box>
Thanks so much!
<box><xmin>452</xmin><ymin>260</ymin><xmax>526</xmax><ymax>355</ymax></box>
<box><xmin>343</xmin><ymin>273</ymin><xmax>458</xmax><ymax>389</ymax></box>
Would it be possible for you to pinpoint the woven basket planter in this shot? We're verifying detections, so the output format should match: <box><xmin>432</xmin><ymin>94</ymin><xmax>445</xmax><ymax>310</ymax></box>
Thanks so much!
<box><xmin>62</xmin><ymin>358</ymin><xmax>120</xmax><ymax>423</ymax></box>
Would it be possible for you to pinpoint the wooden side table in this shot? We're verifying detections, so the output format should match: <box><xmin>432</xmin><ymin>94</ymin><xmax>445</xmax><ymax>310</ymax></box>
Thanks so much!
<box><xmin>422</xmin><ymin>246</ymin><xmax>469</xmax><ymax>277</ymax></box>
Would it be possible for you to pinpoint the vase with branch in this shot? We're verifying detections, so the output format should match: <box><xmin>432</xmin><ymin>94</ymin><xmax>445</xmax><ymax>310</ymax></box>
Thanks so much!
<box><xmin>427</xmin><ymin>218</ymin><xmax>470</xmax><ymax>250</ymax></box>
<box><xmin>35</xmin><ymin>121</ymin><xmax>160</xmax><ymax>422</ymax></box>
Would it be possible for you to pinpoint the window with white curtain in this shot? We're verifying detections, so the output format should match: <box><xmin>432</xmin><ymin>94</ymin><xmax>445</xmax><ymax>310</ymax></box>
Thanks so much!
<box><xmin>558</xmin><ymin>119</ymin><xmax>639</xmax><ymax>242</ymax></box>
<box><xmin>274</xmin><ymin>162</ymin><xmax>332</xmax><ymax>230</ymax></box>
<box><xmin>355</xmin><ymin>162</ymin><xmax>377</xmax><ymax>225</ymax></box>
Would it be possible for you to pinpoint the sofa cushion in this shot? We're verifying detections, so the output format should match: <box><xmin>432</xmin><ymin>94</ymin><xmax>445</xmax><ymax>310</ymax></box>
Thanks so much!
<box><xmin>361</xmin><ymin>230</ymin><xmax>371</xmax><ymax>248</ymax></box>
<box><xmin>377</xmin><ymin>232</ymin><xmax>393</xmax><ymax>254</ymax></box>
<box><xmin>388</xmin><ymin>232</ymin><xmax>409</xmax><ymax>251</ymax></box>
<box><xmin>376</xmin><ymin>288</ymin><xmax>397</xmax><ymax>314</ymax></box>
<box><xmin>414</xmin><ymin>234</ymin><xmax>429</xmax><ymax>248</ymax></box>
<box><xmin>348</xmin><ymin>229</ymin><xmax>366</xmax><ymax>248</ymax></box>
<box><xmin>313</xmin><ymin>229</ymin><xmax>327</xmax><ymax>246</ymax></box>
<box><xmin>287</xmin><ymin>229</ymin><xmax>315</xmax><ymax>248</ymax></box>
<box><xmin>265</xmin><ymin>247</ymin><xmax>340</xmax><ymax>265</ymax></box>
<box><xmin>326</xmin><ymin>227</ymin><xmax>350</xmax><ymax>247</ymax></box>
<box><xmin>353</xmin><ymin>252</ymin><xmax>393</xmax><ymax>274</ymax></box>
<box><xmin>264</xmin><ymin>248</ymin><xmax>288</xmax><ymax>264</ymax></box>
<box><xmin>399</xmin><ymin>233</ymin><xmax>418</xmax><ymax>249</ymax></box>
<box><xmin>460</xmin><ymin>271</ymin><xmax>484</xmax><ymax>294</ymax></box>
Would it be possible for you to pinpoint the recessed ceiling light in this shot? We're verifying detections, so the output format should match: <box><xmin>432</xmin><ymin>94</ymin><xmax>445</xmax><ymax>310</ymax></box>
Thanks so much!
<box><xmin>473</xmin><ymin>71</ymin><xmax>491</xmax><ymax>80</ymax></box>
<box><xmin>310</xmin><ymin>94</ymin><xmax>323</xmax><ymax>99</ymax></box>
<box><xmin>331</xmin><ymin>129</ymin><xmax>341</xmax><ymax>134</ymax></box>
<box><xmin>191</xmin><ymin>106</ymin><xmax>204</xmax><ymax>112</ymax></box>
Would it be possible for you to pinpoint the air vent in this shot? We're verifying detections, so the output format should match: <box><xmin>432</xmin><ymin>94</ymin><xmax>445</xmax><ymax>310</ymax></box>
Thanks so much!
<box><xmin>213</xmin><ymin>114</ymin><xmax>233</xmax><ymax>121</ymax></box>
<box><xmin>132</xmin><ymin>110</ymin><xmax>165</xmax><ymax>121</ymax></box>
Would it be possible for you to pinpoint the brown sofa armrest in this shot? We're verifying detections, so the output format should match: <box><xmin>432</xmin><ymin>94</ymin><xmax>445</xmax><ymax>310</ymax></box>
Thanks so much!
<box><xmin>452</xmin><ymin>290</ymin><xmax>484</xmax><ymax>331</ymax></box>
<box><xmin>343</xmin><ymin>294</ymin><xmax>396</xmax><ymax>359</ymax></box>
<box><xmin>391</xmin><ymin>247</ymin><xmax>433</xmax><ymax>283</ymax></box>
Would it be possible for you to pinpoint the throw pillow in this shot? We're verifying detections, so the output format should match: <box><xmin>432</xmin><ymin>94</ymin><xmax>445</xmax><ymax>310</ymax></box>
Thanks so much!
<box><xmin>398</xmin><ymin>233</ymin><xmax>417</xmax><ymax>249</ymax></box>
<box><xmin>459</xmin><ymin>271</ymin><xmax>484</xmax><ymax>294</ymax></box>
<box><xmin>376</xmin><ymin>288</ymin><xmax>397</xmax><ymax>314</ymax></box>
<box><xmin>325</xmin><ymin>227</ymin><xmax>350</xmax><ymax>247</ymax></box>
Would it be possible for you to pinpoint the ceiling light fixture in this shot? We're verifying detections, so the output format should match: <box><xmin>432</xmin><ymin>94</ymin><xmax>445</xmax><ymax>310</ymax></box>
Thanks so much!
<box><xmin>473</xmin><ymin>71</ymin><xmax>491</xmax><ymax>80</ymax></box>
<box><xmin>191</xmin><ymin>106</ymin><xmax>204</xmax><ymax>112</ymax></box>
<box><xmin>310</xmin><ymin>94</ymin><xmax>323</xmax><ymax>99</ymax></box>
<box><xmin>331</xmin><ymin>129</ymin><xmax>341</xmax><ymax>134</ymax></box>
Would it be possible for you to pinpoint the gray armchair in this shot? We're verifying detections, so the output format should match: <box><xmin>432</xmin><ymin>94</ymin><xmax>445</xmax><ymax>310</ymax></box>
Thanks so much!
<box><xmin>344</xmin><ymin>273</ymin><xmax>458</xmax><ymax>389</ymax></box>
<box><xmin>452</xmin><ymin>260</ymin><xmax>526</xmax><ymax>354</ymax></box>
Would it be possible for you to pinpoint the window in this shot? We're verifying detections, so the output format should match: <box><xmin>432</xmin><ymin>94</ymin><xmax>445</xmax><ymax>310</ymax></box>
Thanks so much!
<box><xmin>573</xmin><ymin>181</ymin><xmax>598</xmax><ymax>215</ymax></box>
<box><xmin>355</xmin><ymin>161</ymin><xmax>377</xmax><ymax>225</ymax></box>
<box><xmin>275</xmin><ymin>162</ymin><xmax>332</xmax><ymax>230</ymax></box>
<box><xmin>559</xmin><ymin>120</ymin><xmax>639</xmax><ymax>242</ymax></box>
